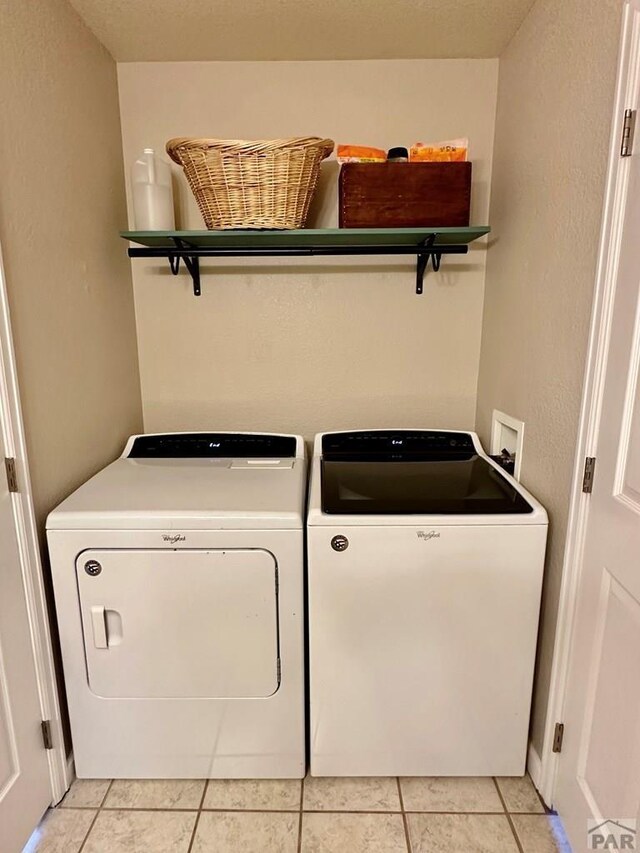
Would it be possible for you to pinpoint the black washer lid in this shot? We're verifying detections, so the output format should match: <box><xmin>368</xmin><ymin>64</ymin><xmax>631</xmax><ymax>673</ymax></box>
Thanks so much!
<box><xmin>320</xmin><ymin>430</ymin><xmax>533</xmax><ymax>515</ymax></box>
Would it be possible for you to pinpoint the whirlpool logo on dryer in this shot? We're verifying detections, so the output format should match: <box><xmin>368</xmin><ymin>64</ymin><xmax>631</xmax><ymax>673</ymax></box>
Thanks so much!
<box><xmin>163</xmin><ymin>533</ymin><xmax>186</xmax><ymax>544</ymax></box>
<box><xmin>417</xmin><ymin>530</ymin><xmax>441</xmax><ymax>541</ymax></box>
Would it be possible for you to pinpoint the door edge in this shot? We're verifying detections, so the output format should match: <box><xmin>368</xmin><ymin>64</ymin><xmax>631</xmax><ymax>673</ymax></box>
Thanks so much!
<box><xmin>0</xmin><ymin>239</ymin><xmax>70</xmax><ymax>803</ymax></box>
<box><xmin>539</xmin><ymin>0</ymin><xmax>640</xmax><ymax>808</ymax></box>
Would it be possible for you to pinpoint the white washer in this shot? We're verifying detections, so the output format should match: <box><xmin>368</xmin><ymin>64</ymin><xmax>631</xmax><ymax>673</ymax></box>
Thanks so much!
<box><xmin>47</xmin><ymin>432</ymin><xmax>306</xmax><ymax>779</ymax></box>
<box><xmin>307</xmin><ymin>429</ymin><xmax>548</xmax><ymax>777</ymax></box>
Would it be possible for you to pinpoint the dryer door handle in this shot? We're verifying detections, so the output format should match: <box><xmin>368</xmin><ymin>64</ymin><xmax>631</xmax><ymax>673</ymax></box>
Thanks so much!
<box><xmin>90</xmin><ymin>605</ymin><xmax>108</xmax><ymax>649</ymax></box>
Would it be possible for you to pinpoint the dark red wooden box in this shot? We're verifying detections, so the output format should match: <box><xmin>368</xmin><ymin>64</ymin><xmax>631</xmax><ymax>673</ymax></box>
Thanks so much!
<box><xmin>338</xmin><ymin>162</ymin><xmax>472</xmax><ymax>228</ymax></box>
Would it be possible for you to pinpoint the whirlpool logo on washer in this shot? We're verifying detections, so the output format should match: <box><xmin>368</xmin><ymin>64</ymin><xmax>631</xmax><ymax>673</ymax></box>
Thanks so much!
<box><xmin>163</xmin><ymin>533</ymin><xmax>186</xmax><ymax>544</ymax></box>
<box><xmin>417</xmin><ymin>531</ymin><xmax>441</xmax><ymax>541</ymax></box>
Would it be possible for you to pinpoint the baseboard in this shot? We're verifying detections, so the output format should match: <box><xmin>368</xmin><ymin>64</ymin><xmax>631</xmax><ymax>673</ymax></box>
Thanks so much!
<box><xmin>64</xmin><ymin>756</ymin><xmax>75</xmax><ymax>791</ymax></box>
<box><xmin>527</xmin><ymin>741</ymin><xmax>543</xmax><ymax>792</ymax></box>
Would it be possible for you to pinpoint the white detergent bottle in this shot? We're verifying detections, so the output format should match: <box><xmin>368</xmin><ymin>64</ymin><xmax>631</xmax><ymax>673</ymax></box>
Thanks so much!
<box><xmin>131</xmin><ymin>148</ymin><xmax>175</xmax><ymax>230</ymax></box>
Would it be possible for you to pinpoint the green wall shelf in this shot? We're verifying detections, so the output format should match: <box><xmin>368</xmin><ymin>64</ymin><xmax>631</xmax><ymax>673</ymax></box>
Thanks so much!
<box><xmin>121</xmin><ymin>227</ymin><xmax>491</xmax><ymax>297</ymax></box>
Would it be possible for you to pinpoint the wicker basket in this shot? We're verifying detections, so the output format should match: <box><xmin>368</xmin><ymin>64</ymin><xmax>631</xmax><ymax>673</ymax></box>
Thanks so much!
<box><xmin>166</xmin><ymin>137</ymin><xmax>334</xmax><ymax>230</ymax></box>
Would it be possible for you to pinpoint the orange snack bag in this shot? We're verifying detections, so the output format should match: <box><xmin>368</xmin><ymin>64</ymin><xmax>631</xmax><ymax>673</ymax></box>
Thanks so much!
<box><xmin>337</xmin><ymin>144</ymin><xmax>387</xmax><ymax>163</ymax></box>
<box><xmin>410</xmin><ymin>139</ymin><xmax>468</xmax><ymax>163</ymax></box>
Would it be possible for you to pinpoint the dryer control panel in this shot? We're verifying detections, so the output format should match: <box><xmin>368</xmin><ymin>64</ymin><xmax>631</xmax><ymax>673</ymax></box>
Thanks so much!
<box><xmin>127</xmin><ymin>432</ymin><xmax>298</xmax><ymax>458</ymax></box>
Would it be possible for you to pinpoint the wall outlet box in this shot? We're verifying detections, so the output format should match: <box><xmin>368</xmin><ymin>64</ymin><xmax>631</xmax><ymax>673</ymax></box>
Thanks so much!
<box><xmin>491</xmin><ymin>410</ymin><xmax>524</xmax><ymax>481</ymax></box>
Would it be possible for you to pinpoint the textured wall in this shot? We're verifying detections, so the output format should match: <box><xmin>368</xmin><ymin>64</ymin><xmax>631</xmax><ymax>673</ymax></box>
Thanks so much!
<box><xmin>118</xmin><ymin>59</ymin><xmax>498</xmax><ymax>437</ymax></box>
<box><xmin>476</xmin><ymin>0</ymin><xmax>623</xmax><ymax>754</ymax></box>
<box><xmin>0</xmin><ymin>0</ymin><xmax>143</xmax><ymax>529</ymax></box>
<box><xmin>70</xmin><ymin>0</ymin><xmax>534</xmax><ymax>61</ymax></box>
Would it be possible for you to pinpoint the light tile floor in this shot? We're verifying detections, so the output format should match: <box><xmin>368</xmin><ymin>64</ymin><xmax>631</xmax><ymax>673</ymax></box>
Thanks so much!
<box><xmin>25</xmin><ymin>775</ymin><xmax>572</xmax><ymax>852</ymax></box>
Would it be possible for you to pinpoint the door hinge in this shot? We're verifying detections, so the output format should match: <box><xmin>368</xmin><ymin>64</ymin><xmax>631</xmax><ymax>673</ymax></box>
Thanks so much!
<box><xmin>4</xmin><ymin>457</ymin><xmax>18</xmax><ymax>493</ymax></box>
<box><xmin>582</xmin><ymin>457</ymin><xmax>596</xmax><ymax>493</ymax></box>
<box><xmin>41</xmin><ymin>720</ymin><xmax>53</xmax><ymax>750</ymax></box>
<box><xmin>552</xmin><ymin>722</ymin><xmax>565</xmax><ymax>753</ymax></box>
<box><xmin>621</xmin><ymin>108</ymin><xmax>636</xmax><ymax>157</ymax></box>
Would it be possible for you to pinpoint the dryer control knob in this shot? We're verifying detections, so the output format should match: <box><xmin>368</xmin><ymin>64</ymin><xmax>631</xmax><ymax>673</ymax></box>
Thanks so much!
<box><xmin>331</xmin><ymin>535</ymin><xmax>349</xmax><ymax>552</ymax></box>
<box><xmin>84</xmin><ymin>560</ymin><xmax>102</xmax><ymax>576</ymax></box>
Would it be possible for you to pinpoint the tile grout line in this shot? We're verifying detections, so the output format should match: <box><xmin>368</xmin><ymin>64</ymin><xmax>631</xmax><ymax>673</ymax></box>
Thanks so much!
<box><xmin>398</xmin><ymin>809</ymin><xmax>506</xmax><ymax>816</ymax></box>
<box><xmin>299</xmin><ymin>808</ymin><xmax>507</xmax><ymax>815</ymax></box>
<box><xmin>396</xmin><ymin>777</ymin><xmax>413</xmax><ymax>853</ymax></box>
<box><xmin>77</xmin><ymin>779</ymin><xmax>113</xmax><ymax>853</ymax></box>
<box><xmin>59</xmin><ymin>804</ymin><xmax>548</xmax><ymax>815</ymax></box>
<box><xmin>297</xmin><ymin>776</ymin><xmax>305</xmax><ymax>853</ymax></box>
<box><xmin>98</xmin><ymin>780</ymin><xmax>113</xmax><ymax>810</ymax></box>
<box><xmin>96</xmin><ymin>805</ymin><xmax>302</xmax><ymax>813</ymax></box>
<box><xmin>493</xmin><ymin>777</ymin><xmax>525</xmax><ymax>853</ymax></box>
<box><xmin>185</xmin><ymin>778</ymin><xmax>208</xmax><ymax>853</ymax></box>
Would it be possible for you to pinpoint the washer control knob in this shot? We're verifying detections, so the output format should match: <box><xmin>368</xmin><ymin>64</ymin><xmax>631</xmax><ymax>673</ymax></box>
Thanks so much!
<box><xmin>84</xmin><ymin>560</ymin><xmax>102</xmax><ymax>576</ymax></box>
<box><xmin>331</xmin><ymin>535</ymin><xmax>349</xmax><ymax>552</ymax></box>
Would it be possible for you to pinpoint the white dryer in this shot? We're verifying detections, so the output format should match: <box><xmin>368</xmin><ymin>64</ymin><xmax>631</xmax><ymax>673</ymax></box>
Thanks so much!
<box><xmin>307</xmin><ymin>429</ymin><xmax>548</xmax><ymax>777</ymax></box>
<box><xmin>47</xmin><ymin>432</ymin><xmax>306</xmax><ymax>779</ymax></box>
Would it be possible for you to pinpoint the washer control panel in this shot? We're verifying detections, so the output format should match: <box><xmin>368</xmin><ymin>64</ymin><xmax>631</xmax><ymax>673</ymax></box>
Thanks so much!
<box><xmin>322</xmin><ymin>430</ymin><xmax>475</xmax><ymax>459</ymax></box>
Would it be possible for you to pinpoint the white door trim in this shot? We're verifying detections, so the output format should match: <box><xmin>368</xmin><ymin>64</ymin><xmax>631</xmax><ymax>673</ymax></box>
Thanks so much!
<box><xmin>537</xmin><ymin>0</ymin><xmax>640</xmax><ymax>806</ymax></box>
<box><xmin>0</xmin><ymin>239</ymin><xmax>70</xmax><ymax>803</ymax></box>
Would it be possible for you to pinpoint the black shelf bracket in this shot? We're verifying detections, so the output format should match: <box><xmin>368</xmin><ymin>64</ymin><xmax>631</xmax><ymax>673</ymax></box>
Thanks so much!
<box><xmin>128</xmin><ymin>235</ymin><xmax>468</xmax><ymax>297</ymax></box>
<box><xmin>416</xmin><ymin>234</ymin><xmax>445</xmax><ymax>295</ymax></box>
<box><xmin>168</xmin><ymin>237</ymin><xmax>201</xmax><ymax>296</ymax></box>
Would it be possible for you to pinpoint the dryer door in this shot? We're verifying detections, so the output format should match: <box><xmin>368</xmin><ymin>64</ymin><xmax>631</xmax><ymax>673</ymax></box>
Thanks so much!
<box><xmin>76</xmin><ymin>549</ymin><xmax>279</xmax><ymax>698</ymax></box>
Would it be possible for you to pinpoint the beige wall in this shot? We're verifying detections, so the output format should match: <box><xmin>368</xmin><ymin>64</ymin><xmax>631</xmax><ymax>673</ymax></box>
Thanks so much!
<box><xmin>476</xmin><ymin>0</ymin><xmax>622</xmax><ymax>754</ymax></box>
<box><xmin>0</xmin><ymin>0</ymin><xmax>622</xmax><ymax>771</ymax></box>
<box><xmin>0</xmin><ymin>0</ymin><xmax>142</xmax><ymax>529</ymax></box>
<box><xmin>118</xmin><ymin>60</ymin><xmax>498</xmax><ymax>437</ymax></box>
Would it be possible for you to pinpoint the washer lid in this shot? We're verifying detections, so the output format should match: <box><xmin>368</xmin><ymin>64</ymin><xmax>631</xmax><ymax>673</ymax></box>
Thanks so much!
<box><xmin>321</xmin><ymin>457</ymin><xmax>533</xmax><ymax>515</ymax></box>
<box><xmin>316</xmin><ymin>430</ymin><xmax>542</xmax><ymax>520</ymax></box>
